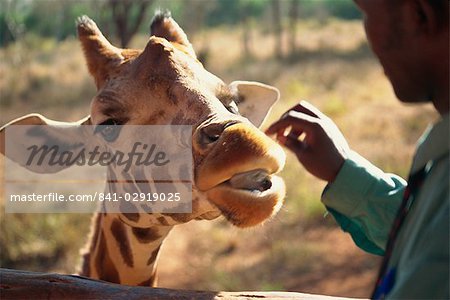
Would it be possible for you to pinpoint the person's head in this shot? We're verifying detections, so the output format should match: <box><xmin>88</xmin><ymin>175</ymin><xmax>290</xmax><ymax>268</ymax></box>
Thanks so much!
<box><xmin>354</xmin><ymin>0</ymin><xmax>449</xmax><ymax>114</ymax></box>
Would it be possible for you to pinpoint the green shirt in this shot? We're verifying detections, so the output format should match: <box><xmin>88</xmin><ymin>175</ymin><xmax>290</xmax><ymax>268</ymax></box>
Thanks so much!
<box><xmin>322</xmin><ymin>114</ymin><xmax>449</xmax><ymax>299</ymax></box>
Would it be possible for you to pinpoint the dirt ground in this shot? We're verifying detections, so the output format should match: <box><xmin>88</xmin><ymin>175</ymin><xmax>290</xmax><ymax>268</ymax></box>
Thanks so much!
<box><xmin>157</xmin><ymin>218</ymin><xmax>381</xmax><ymax>298</ymax></box>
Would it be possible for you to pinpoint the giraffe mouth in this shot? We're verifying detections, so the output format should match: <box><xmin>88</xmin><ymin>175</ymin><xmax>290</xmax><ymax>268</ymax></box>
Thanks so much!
<box><xmin>216</xmin><ymin>169</ymin><xmax>284</xmax><ymax>198</ymax></box>
<box><xmin>204</xmin><ymin>169</ymin><xmax>285</xmax><ymax>228</ymax></box>
<box><xmin>226</xmin><ymin>169</ymin><xmax>273</xmax><ymax>193</ymax></box>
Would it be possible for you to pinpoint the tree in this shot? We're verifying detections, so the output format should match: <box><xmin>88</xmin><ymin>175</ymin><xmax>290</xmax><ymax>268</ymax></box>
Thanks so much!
<box><xmin>288</xmin><ymin>0</ymin><xmax>299</xmax><ymax>56</ymax></box>
<box><xmin>239</xmin><ymin>0</ymin><xmax>260</xmax><ymax>59</ymax></box>
<box><xmin>0</xmin><ymin>0</ymin><xmax>29</xmax><ymax>46</ymax></box>
<box><xmin>109</xmin><ymin>0</ymin><xmax>153</xmax><ymax>48</ymax></box>
<box><xmin>271</xmin><ymin>0</ymin><xmax>282</xmax><ymax>59</ymax></box>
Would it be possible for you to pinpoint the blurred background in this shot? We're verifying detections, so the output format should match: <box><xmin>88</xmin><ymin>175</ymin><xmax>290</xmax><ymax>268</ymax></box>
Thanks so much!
<box><xmin>0</xmin><ymin>0</ymin><xmax>437</xmax><ymax>298</ymax></box>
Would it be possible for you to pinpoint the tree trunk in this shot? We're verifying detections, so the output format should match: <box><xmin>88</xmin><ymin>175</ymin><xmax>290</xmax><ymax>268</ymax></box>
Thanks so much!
<box><xmin>0</xmin><ymin>268</ymin><xmax>363</xmax><ymax>300</ymax></box>
<box><xmin>271</xmin><ymin>0</ymin><xmax>283</xmax><ymax>59</ymax></box>
<box><xmin>242</xmin><ymin>16</ymin><xmax>252</xmax><ymax>59</ymax></box>
<box><xmin>289</xmin><ymin>0</ymin><xmax>299</xmax><ymax>56</ymax></box>
<box><xmin>109</xmin><ymin>0</ymin><xmax>152</xmax><ymax>48</ymax></box>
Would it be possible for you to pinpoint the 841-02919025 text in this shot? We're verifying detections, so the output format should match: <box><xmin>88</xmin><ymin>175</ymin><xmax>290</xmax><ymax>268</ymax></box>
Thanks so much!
<box><xmin>9</xmin><ymin>192</ymin><xmax>182</xmax><ymax>202</ymax></box>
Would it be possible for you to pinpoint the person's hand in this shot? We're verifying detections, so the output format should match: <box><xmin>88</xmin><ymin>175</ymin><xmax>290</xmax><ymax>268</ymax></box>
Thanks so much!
<box><xmin>265</xmin><ymin>101</ymin><xmax>350</xmax><ymax>182</ymax></box>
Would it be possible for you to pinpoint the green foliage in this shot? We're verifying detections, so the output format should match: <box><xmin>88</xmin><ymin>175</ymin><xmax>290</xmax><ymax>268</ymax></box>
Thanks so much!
<box><xmin>0</xmin><ymin>0</ymin><xmax>32</xmax><ymax>45</ymax></box>
<box><xmin>1</xmin><ymin>0</ymin><xmax>96</xmax><ymax>46</ymax></box>
<box><xmin>0</xmin><ymin>212</ymin><xmax>91</xmax><ymax>270</ymax></box>
<box><xmin>206</xmin><ymin>0</ymin><xmax>269</xmax><ymax>26</ymax></box>
<box><xmin>0</xmin><ymin>0</ymin><xmax>362</xmax><ymax>47</ymax></box>
<box><xmin>328</xmin><ymin>0</ymin><xmax>362</xmax><ymax>20</ymax></box>
<box><xmin>300</xmin><ymin>0</ymin><xmax>362</xmax><ymax>20</ymax></box>
<box><xmin>23</xmin><ymin>2</ymin><xmax>88</xmax><ymax>40</ymax></box>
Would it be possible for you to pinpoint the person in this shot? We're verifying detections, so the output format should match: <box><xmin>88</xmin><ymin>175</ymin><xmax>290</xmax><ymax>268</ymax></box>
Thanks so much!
<box><xmin>266</xmin><ymin>0</ymin><xmax>449</xmax><ymax>299</ymax></box>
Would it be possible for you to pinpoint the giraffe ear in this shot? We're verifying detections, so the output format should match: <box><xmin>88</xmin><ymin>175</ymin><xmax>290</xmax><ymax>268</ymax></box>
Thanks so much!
<box><xmin>77</xmin><ymin>15</ymin><xmax>124</xmax><ymax>89</ymax></box>
<box><xmin>0</xmin><ymin>114</ymin><xmax>93</xmax><ymax>173</ymax></box>
<box><xmin>150</xmin><ymin>10</ymin><xmax>197</xmax><ymax>58</ymax></box>
<box><xmin>229</xmin><ymin>81</ymin><xmax>280</xmax><ymax>128</ymax></box>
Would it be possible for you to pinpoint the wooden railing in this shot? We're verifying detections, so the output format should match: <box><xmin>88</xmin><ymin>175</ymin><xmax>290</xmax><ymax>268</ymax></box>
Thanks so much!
<box><xmin>0</xmin><ymin>268</ymin><xmax>361</xmax><ymax>300</ymax></box>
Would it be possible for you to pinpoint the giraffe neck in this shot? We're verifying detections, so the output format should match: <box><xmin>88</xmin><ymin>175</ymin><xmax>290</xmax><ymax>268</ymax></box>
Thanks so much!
<box><xmin>80</xmin><ymin>212</ymin><xmax>173</xmax><ymax>286</ymax></box>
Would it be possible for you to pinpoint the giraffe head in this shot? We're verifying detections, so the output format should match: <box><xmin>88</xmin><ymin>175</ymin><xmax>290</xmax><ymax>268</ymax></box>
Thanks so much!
<box><xmin>0</xmin><ymin>12</ymin><xmax>286</xmax><ymax>228</ymax></box>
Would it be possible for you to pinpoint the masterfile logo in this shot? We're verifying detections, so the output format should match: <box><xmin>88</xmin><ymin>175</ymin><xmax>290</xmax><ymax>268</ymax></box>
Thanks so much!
<box><xmin>4</xmin><ymin>125</ymin><xmax>192</xmax><ymax>213</ymax></box>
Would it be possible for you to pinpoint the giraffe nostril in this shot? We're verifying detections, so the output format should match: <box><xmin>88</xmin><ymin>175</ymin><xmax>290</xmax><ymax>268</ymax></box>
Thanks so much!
<box><xmin>209</xmin><ymin>134</ymin><xmax>220</xmax><ymax>142</ymax></box>
<box><xmin>201</xmin><ymin>121</ymin><xmax>238</xmax><ymax>145</ymax></box>
<box><xmin>202</xmin><ymin>126</ymin><xmax>221</xmax><ymax>143</ymax></box>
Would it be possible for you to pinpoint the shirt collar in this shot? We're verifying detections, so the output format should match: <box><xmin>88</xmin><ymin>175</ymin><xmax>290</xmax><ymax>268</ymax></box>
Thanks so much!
<box><xmin>411</xmin><ymin>113</ymin><xmax>449</xmax><ymax>174</ymax></box>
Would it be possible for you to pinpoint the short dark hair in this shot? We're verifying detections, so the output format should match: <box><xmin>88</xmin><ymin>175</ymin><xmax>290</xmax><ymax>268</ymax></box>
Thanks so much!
<box><xmin>393</xmin><ymin>0</ymin><xmax>448</xmax><ymax>27</ymax></box>
<box><xmin>430</xmin><ymin>0</ymin><xmax>449</xmax><ymax>23</ymax></box>
<box><xmin>422</xmin><ymin>0</ymin><xmax>448</xmax><ymax>28</ymax></box>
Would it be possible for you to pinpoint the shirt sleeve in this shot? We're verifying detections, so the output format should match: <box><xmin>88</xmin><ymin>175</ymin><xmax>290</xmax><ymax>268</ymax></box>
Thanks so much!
<box><xmin>321</xmin><ymin>151</ymin><xmax>407</xmax><ymax>255</ymax></box>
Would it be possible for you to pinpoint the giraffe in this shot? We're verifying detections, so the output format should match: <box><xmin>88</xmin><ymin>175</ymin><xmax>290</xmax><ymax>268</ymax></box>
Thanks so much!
<box><xmin>0</xmin><ymin>12</ymin><xmax>286</xmax><ymax>287</ymax></box>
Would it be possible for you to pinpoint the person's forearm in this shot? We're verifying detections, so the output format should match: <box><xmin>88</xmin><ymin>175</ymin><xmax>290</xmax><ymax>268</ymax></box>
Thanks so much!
<box><xmin>322</xmin><ymin>151</ymin><xmax>406</xmax><ymax>254</ymax></box>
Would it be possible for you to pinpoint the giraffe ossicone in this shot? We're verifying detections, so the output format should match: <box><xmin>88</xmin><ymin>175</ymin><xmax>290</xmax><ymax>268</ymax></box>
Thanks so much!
<box><xmin>0</xmin><ymin>11</ymin><xmax>286</xmax><ymax>286</ymax></box>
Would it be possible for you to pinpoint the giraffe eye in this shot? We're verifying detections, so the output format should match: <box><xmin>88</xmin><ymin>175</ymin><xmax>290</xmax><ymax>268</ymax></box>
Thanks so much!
<box><xmin>95</xmin><ymin>119</ymin><xmax>121</xmax><ymax>142</ymax></box>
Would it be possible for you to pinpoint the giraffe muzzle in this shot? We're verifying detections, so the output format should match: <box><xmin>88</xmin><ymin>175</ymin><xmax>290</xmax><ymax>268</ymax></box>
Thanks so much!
<box><xmin>195</xmin><ymin>122</ymin><xmax>286</xmax><ymax>227</ymax></box>
<box><xmin>195</xmin><ymin>122</ymin><xmax>285</xmax><ymax>191</ymax></box>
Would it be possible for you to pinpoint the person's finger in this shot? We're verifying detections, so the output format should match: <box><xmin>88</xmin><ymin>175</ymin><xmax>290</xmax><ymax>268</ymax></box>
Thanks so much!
<box><xmin>285</xmin><ymin>100</ymin><xmax>320</xmax><ymax>118</ymax></box>
<box><xmin>283</xmin><ymin>134</ymin><xmax>307</xmax><ymax>155</ymax></box>
<box><xmin>265</xmin><ymin>110</ymin><xmax>318</xmax><ymax>135</ymax></box>
<box><xmin>284</xmin><ymin>100</ymin><xmax>327</xmax><ymax>119</ymax></box>
<box><xmin>286</xmin><ymin>111</ymin><xmax>304</xmax><ymax>140</ymax></box>
<box><xmin>276</xmin><ymin>131</ymin><xmax>287</xmax><ymax>145</ymax></box>
<box><xmin>298</xmin><ymin>100</ymin><xmax>328</xmax><ymax>119</ymax></box>
<box><xmin>288</xmin><ymin>129</ymin><xmax>302</xmax><ymax>140</ymax></box>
